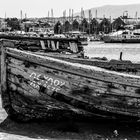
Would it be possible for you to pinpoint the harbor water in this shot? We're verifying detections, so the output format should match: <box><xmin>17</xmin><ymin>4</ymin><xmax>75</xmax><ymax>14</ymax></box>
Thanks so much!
<box><xmin>85</xmin><ymin>41</ymin><xmax>140</xmax><ymax>63</ymax></box>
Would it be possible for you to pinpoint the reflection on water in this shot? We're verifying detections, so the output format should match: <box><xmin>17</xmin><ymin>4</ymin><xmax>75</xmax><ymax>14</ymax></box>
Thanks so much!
<box><xmin>85</xmin><ymin>41</ymin><xmax>140</xmax><ymax>63</ymax></box>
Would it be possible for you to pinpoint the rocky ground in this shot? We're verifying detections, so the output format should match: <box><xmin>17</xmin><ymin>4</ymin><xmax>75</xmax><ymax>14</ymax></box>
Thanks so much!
<box><xmin>0</xmin><ymin>95</ymin><xmax>140</xmax><ymax>140</ymax></box>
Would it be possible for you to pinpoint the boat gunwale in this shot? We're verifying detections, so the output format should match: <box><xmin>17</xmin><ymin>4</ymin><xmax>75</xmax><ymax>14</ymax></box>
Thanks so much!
<box><xmin>5</xmin><ymin>47</ymin><xmax>140</xmax><ymax>88</ymax></box>
<box><xmin>0</xmin><ymin>35</ymin><xmax>80</xmax><ymax>42</ymax></box>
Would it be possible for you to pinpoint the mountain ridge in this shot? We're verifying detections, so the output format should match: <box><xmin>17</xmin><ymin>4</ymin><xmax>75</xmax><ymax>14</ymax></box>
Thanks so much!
<box><xmin>75</xmin><ymin>4</ymin><xmax>140</xmax><ymax>19</ymax></box>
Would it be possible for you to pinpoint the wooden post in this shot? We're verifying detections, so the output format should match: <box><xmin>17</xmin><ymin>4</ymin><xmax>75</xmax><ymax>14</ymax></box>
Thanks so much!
<box><xmin>51</xmin><ymin>41</ymin><xmax>56</xmax><ymax>50</ymax></box>
<box><xmin>120</xmin><ymin>52</ymin><xmax>123</xmax><ymax>61</ymax></box>
<box><xmin>0</xmin><ymin>40</ymin><xmax>9</xmax><ymax>108</ymax></box>
<box><xmin>56</xmin><ymin>41</ymin><xmax>59</xmax><ymax>49</ymax></box>
<box><xmin>40</xmin><ymin>40</ymin><xmax>46</xmax><ymax>50</ymax></box>
<box><xmin>47</xmin><ymin>40</ymin><xmax>50</xmax><ymax>48</ymax></box>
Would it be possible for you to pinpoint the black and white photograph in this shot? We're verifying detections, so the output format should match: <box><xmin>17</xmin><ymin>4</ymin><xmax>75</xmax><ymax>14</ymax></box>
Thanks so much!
<box><xmin>1</xmin><ymin>0</ymin><xmax>140</xmax><ymax>139</ymax></box>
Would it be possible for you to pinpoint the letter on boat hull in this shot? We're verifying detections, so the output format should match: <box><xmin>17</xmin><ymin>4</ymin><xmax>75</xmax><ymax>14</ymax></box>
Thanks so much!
<box><xmin>1</xmin><ymin>43</ymin><xmax>140</xmax><ymax>121</ymax></box>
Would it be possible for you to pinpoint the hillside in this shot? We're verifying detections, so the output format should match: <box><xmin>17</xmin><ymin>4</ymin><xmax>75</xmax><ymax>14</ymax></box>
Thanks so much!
<box><xmin>75</xmin><ymin>4</ymin><xmax>140</xmax><ymax>19</ymax></box>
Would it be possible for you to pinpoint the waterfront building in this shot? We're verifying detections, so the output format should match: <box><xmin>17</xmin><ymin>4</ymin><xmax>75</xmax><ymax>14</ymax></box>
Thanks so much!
<box><xmin>80</xmin><ymin>18</ymin><xmax>89</xmax><ymax>33</ymax></box>
<box><xmin>0</xmin><ymin>19</ymin><xmax>8</xmax><ymax>31</ymax></box>
<box><xmin>111</xmin><ymin>17</ymin><xmax>125</xmax><ymax>31</ymax></box>
<box><xmin>72</xmin><ymin>19</ymin><xmax>80</xmax><ymax>31</ymax></box>
<box><xmin>54</xmin><ymin>21</ymin><xmax>62</xmax><ymax>34</ymax></box>
<box><xmin>89</xmin><ymin>18</ymin><xmax>99</xmax><ymax>34</ymax></box>
<box><xmin>63</xmin><ymin>20</ymin><xmax>71</xmax><ymax>32</ymax></box>
<box><xmin>99</xmin><ymin>18</ymin><xmax>111</xmax><ymax>34</ymax></box>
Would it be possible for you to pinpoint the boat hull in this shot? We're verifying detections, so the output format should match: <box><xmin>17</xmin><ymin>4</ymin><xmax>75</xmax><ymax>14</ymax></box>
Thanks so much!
<box><xmin>1</xmin><ymin>43</ymin><xmax>140</xmax><ymax>122</ymax></box>
<box><xmin>103</xmin><ymin>35</ymin><xmax>140</xmax><ymax>43</ymax></box>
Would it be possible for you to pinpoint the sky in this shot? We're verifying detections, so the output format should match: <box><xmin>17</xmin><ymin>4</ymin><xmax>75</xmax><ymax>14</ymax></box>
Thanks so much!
<box><xmin>1</xmin><ymin>0</ymin><xmax>140</xmax><ymax>18</ymax></box>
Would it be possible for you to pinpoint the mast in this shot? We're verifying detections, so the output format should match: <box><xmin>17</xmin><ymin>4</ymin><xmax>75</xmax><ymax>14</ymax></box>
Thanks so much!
<box><xmin>51</xmin><ymin>9</ymin><xmax>54</xmax><ymax>24</ymax></box>
<box><xmin>48</xmin><ymin>11</ymin><xmax>50</xmax><ymax>22</ymax></box>
<box><xmin>89</xmin><ymin>9</ymin><xmax>92</xmax><ymax>34</ymax></box>
<box><xmin>20</xmin><ymin>10</ymin><xmax>23</xmax><ymax>33</ymax></box>
<box><xmin>82</xmin><ymin>9</ymin><xmax>85</xmax><ymax>32</ymax></box>
<box><xmin>25</xmin><ymin>13</ymin><xmax>27</xmax><ymax>19</ymax></box>
<box><xmin>20</xmin><ymin>10</ymin><xmax>22</xmax><ymax>20</ymax></box>
<box><xmin>4</xmin><ymin>12</ymin><xmax>6</xmax><ymax>32</ymax></box>
<box><xmin>64</xmin><ymin>10</ymin><xmax>66</xmax><ymax>22</ymax></box>
<box><xmin>63</xmin><ymin>10</ymin><xmax>65</xmax><ymax>25</ymax></box>
<box><xmin>5</xmin><ymin>12</ymin><xmax>6</xmax><ymax>19</ymax></box>
<box><xmin>72</xmin><ymin>9</ymin><xmax>74</xmax><ymax>31</ymax></box>
<box><xmin>95</xmin><ymin>9</ymin><xmax>97</xmax><ymax>19</ymax></box>
<box><xmin>135</xmin><ymin>11</ymin><xmax>138</xmax><ymax>25</ymax></box>
<box><xmin>72</xmin><ymin>9</ymin><xmax>74</xmax><ymax>22</ymax></box>
<box><xmin>81</xmin><ymin>8</ymin><xmax>83</xmax><ymax>22</ymax></box>
<box><xmin>69</xmin><ymin>9</ymin><xmax>71</xmax><ymax>22</ymax></box>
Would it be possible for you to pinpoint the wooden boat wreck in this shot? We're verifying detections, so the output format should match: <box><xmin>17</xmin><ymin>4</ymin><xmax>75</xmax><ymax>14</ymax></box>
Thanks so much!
<box><xmin>1</xmin><ymin>38</ymin><xmax>140</xmax><ymax>122</ymax></box>
<box><xmin>1</xmin><ymin>35</ymin><xmax>140</xmax><ymax>76</ymax></box>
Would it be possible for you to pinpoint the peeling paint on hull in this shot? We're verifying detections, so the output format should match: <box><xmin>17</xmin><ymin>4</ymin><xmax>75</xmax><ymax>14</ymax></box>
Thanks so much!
<box><xmin>1</xmin><ymin>40</ymin><xmax>140</xmax><ymax>122</ymax></box>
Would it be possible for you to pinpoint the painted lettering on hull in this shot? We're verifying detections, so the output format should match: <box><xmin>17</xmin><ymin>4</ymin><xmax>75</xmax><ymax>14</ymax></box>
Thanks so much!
<box><xmin>29</xmin><ymin>72</ymin><xmax>66</xmax><ymax>92</ymax></box>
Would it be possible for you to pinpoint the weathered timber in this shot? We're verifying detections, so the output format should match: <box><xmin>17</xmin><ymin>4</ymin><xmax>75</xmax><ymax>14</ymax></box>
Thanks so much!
<box><xmin>7</xmin><ymin>57</ymin><xmax>140</xmax><ymax>98</ymax></box>
<box><xmin>0</xmin><ymin>35</ymin><xmax>79</xmax><ymax>42</ymax></box>
<box><xmin>39</xmin><ymin>53</ymin><xmax>140</xmax><ymax>75</ymax></box>
<box><xmin>6</xmin><ymin>48</ymin><xmax>140</xmax><ymax>86</ymax></box>
<box><xmin>7</xmin><ymin>62</ymin><xmax>140</xmax><ymax>114</ymax></box>
<box><xmin>2</xmin><ymin>41</ymin><xmax>140</xmax><ymax>121</ymax></box>
<box><xmin>1</xmin><ymin>37</ymin><xmax>140</xmax><ymax>76</ymax></box>
<box><xmin>0</xmin><ymin>40</ymin><xmax>13</xmax><ymax>114</ymax></box>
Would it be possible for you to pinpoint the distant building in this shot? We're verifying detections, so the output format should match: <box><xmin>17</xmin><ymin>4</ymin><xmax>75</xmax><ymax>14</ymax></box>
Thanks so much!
<box><xmin>72</xmin><ymin>19</ymin><xmax>79</xmax><ymax>31</ymax></box>
<box><xmin>54</xmin><ymin>21</ymin><xmax>62</xmax><ymax>34</ymax></box>
<box><xmin>80</xmin><ymin>18</ymin><xmax>89</xmax><ymax>33</ymax></box>
<box><xmin>99</xmin><ymin>18</ymin><xmax>111</xmax><ymax>33</ymax></box>
<box><xmin>0</xmin><ymin>19</ymin><xmax>7</xmax><ymax>30</ymax></box>
<box><xmin>63</xmin><ymin>20</ymin><xmax>71</xmax><ymax>32</ymax></box>
<box><xmin>89</xmin><ymin>18</ymin><xmax>99</xmax><ymax>34</ymax></box>
<box><xmin>111</xmin><ymin>17</ymin><xmax>125</xmax><ymax>31</ymax></box>
<box><xmin>22</xmin><ymin>20</ymin><xmax>52</xmax><ymax>33</ymax></box>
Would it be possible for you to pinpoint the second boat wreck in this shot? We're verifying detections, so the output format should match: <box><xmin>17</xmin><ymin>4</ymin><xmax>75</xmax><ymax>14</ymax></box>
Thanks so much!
<box><xmin>1</xmin><ymin>35</ymin><xmax>140</xmax><ymax>75</ymax></box>
<box><xmin>1</xmin><ymin>39</ymin><xmax>140</xmax><ymax>122</ymax></box>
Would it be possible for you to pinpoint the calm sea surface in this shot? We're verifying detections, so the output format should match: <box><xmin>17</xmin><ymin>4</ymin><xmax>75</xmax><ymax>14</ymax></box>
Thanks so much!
<box><xmin>85</xmin><ymin>41</ymin><xmax>140</xmax><ymax>63</ymax></box>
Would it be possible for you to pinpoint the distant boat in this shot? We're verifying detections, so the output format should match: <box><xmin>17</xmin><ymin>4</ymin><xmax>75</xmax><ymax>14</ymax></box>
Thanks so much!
<box><xmin>1</xmin><ymin>37</ymin><xmax>140</xmax><ymax>122</ymax></box>
<box><xmin>103</xmin><ymin>29</ymin><xmax>140</xmax><ymax>43</ymax></box>
<box><xmin>88</xmin><ymin>35</ymin><xmax>101</xmax><ymax>42</ymax></box>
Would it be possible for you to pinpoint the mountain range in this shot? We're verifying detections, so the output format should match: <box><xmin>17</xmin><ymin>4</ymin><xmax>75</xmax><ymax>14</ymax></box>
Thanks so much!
<box><xmin>75</xmin><ymin>4</ymin><xmax>140</xmax><ymax>19</ymax></box>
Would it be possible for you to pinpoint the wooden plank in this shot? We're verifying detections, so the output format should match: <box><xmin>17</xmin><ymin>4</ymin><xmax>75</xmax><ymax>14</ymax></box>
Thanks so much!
<box><xmin>7</xmin><ymin>56</ymin><xmax>140</xmax><ymax>98</ymax></box>
<box><xmin>8</xmin><ymin>73</ymin><xmax>138</xmax><ymax>117</ymax></box>
<box><xmin>0</xmin><ymin>36</ymin><xmax>79</xmax><ymax>42</ymax></box>
<box><xmin>5</xmin><ymin>47</ymin><xmax>140</xmax><ymax>118</ymax></box>
<box><xmin>0</xmin><ymin>40</ymin><xmax>10</xmax><ymax>108</ymax></box>
<box><xmin>6</xmin><ymin>48</ymin><xmax>140</xmax><ymax>87</ymax></box>
<box><xmin>40</xmin><ymin>40</ymin><xmax>46</xmax><ymax>50</ymax></box>
<box><xmin>6</xmin><ymin>55</ymin><xmax>140</xmax><ymax>92</ymax></box>
<box><xmin>7</xmin><ymin>64</ymin><xmax>140</xmax><ymax>98</ymax></box>
<box><xmin>40</xmin><ymin>54</ymin><xmax>140</xmax><ymax>76</ymax></box>
<box><xmin>7</xmin><ymin>80</ymin><xmax>93</xmax><ymax>117</ymax></box>
<box><xmin>6</xmin><ymin>57</ymin><xmax>140</xmax><ymax>116</ymax></box>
